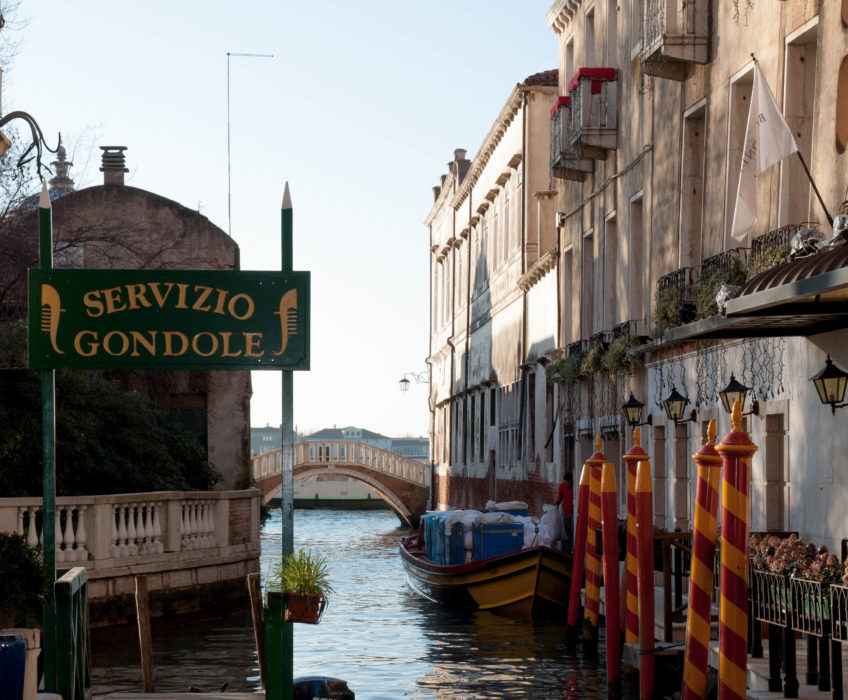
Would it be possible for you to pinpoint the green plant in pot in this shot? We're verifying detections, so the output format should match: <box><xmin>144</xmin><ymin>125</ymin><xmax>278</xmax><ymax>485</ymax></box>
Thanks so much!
<box><xmin>604</xmin><ymin>334</ymin><xmax>644</xmax><ymax>379</ymax></box>
<box><xmin>268</xmin><ymin>549</ymin><xmax>334</xmax><ymax>624</ymax></box>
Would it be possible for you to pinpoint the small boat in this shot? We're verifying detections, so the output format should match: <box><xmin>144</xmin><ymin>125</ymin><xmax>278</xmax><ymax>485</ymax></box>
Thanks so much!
<box><xmin>399</xmin><ymin>509</ymin><xmax>572</xmax><ymax>617</ymax></box>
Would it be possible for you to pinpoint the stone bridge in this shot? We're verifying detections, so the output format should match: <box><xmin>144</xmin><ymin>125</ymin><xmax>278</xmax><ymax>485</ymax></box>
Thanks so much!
<box><xmin>252</xmin><ymin>440</ymin><xmax>431</xmax><ymax>528</ymax></box>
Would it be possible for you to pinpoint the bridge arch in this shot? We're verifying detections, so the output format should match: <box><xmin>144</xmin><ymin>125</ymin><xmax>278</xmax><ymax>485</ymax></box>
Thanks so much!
<box><xmin>252</xmin><ymin>440</ymin><xmax>430</xmax><ymax>528</ymax></box>
<box><xmin>264</xmin><ymin>466</ymin><xmax>413</xmax><ymax>527</ymax></box>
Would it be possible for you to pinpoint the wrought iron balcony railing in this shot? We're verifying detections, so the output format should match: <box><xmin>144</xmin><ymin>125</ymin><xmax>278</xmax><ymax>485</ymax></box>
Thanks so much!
<box><xmin>700</xmin><ymin>247</ymin><xmax>748</xmax><ymax>280</ymax></box>
<box><xmin>749</xmin><ymin>224</ymin><xmax>802</xmax><ymax>277</ymax></box>
<box><xmin>641</xmin><ymin>0</ymin><xmax>711</xmax><ymax>80</ymax></box>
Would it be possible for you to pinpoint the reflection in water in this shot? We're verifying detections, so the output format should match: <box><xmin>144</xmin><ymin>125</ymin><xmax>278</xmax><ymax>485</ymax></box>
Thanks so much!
<box><xmin>91</xmin><ymin>509</ymin><xmax>605</xmax><ymax>699</ymax></box>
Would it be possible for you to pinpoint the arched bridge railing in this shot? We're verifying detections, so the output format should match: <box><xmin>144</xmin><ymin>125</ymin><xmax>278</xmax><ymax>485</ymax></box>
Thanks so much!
<box><xmin>252</xmin><ymin>440</ymin><xmax>430</xmax><ymax>488</ymax></box>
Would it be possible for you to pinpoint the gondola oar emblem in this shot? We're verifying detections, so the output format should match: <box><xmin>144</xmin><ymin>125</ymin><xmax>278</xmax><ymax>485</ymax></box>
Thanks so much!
<box><xmin>272</xmin><ymin>288</ymin><xmax>297</xmax><ymax>356</ymax></box>
<box><xmin>40</xmin><ymin>283</ymin><xmax>65</xmax><ymax>354</ymax></box>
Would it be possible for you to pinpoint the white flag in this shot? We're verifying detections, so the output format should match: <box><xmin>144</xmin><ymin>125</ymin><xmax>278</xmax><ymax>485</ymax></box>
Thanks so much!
<box><xmin>730</xmin><ymin>63</ymin><xmax>798</xmax><ymax>241</ymax></box>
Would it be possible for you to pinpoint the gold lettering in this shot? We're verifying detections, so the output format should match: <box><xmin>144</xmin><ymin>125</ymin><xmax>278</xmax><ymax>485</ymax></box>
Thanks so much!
<box><xmin>74</xmin><ymin>330</ymin><xmax>99</xmax><ymax>356</ymax></box>
<box><xmin>219</xmin><ymin>332</ymin><xmax>242</xmax><ymax>357</ymax></box>
<box><xmin>175</xmin><ymin>283</ymin><xmax>189</xmax><ymax>309</ymax></box>
<box><xmin>103</xmin><ymin>286</ymin><xmax>127</xmax><ymax>314</ymax></box>
<box><xmin>148</xmin><ymin>282</ymin><xmax>175</xmax><ymax>308</ymax></box>
<box><xmin>103</xmin><ymin>330</ymin><xmax>130</xmax><ymax>356</ymax></box>
<box><xmin>191</xmin><ymin>332</ymin><xmax>219</xmax><ymax>357</ymax></box>
<box><xmin>130</xmin><ymin>331</ymin><xmax>157</xmax><ymax>357</ymax></box>
<box><xmin>126</xmin><ymin>284</ymin><xmax>152</xmax><ymax>310</ymax></box>
<box><xmin>83</xmin><ymin>291</ymin><xmax>104</xmax><ymax>318</ymax></box>
<box><xmin>213</xmin><ymin>288</ymin><xmax>228</xmax><ymax>315</ymax></box>
<box><xmin>228</xmin><ymin>293</ymin><xmax>255</xmax><ymax>320</ymax></box>
<box><xmin>163</xmin><ymin>331</ymin><xmax>189</xmax><ymax>356</ymax></box>
<box><xmin>243</xmin><ymin>332</ymin><xmax>264</xmax><ymax>357</ymax></box>
<box><xmin>191</xmin><ymin>285</ymin><xmax>214</xmax><ymax>312</ymax></box>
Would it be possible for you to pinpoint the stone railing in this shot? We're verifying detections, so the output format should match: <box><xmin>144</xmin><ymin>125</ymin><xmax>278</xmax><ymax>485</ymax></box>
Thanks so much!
<box><xmin>253</xmin><ymin>441</ymin><xmax>430</xmax><ymax>488</ymax></box>
<box><xmin>0</xmin><ymin>490</ymin><xmax>260</xmax><ymax>629</ymax></box>
<box><xmin>0</xmin><ymin>489</ymin><xmax>259</xmax><ymax>578</ymax></box>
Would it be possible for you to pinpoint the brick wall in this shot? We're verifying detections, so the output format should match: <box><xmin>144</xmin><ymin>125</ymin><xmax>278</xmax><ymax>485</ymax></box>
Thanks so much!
<box><xmin>435</xmin><ymin>472</ymin><xmax>558</xmax><ymax>513</ymax></box>
<box><xmin>228</xmin><ymin>497</ymin><xmax>251</xmax><ymax>544</ymax></box>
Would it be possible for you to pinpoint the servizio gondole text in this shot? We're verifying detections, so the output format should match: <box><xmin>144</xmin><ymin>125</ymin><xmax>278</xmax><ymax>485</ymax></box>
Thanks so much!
<box><xmin>74</xmin><ymin>282</ymin><xmax>271</xmax><ymax>358</ymax></box>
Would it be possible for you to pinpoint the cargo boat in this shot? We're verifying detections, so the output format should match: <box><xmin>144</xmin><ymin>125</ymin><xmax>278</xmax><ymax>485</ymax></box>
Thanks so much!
<box><xmin>399</xmin><ymin>511</ymin><xmax>572</xmax><ymax>617</ymax></box>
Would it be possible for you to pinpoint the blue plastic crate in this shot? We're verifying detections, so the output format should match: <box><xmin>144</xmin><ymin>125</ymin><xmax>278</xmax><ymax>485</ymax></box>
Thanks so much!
<box><xmin>472</xmin><ymin>522</ymin><xmax>524</xmax><ymax>560</ymax></box>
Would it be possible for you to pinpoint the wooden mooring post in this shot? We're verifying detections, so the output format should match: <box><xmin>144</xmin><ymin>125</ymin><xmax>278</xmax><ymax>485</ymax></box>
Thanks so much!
<box><xmin>247</xmin><ymin>572</ymin><xmax>266</xmax><ymax>688</ymax></box>
<box><xmin>134</xmin><ymin>575</ymin><xmax>155</xmax><ymax>693</ymax></box>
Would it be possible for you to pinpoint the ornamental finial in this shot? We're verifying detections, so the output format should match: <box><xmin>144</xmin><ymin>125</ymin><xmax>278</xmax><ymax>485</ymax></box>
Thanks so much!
<box><xmin>731</xmin><ymin>400</ymin><xmax>742</xmax><ymax>432</ymax></box>
<box><xmin>633</xmin><ymin>427</ymin><xmax>641</xmax><ymax>447</ymax></box>
<box><xmin>707</xmin><ymin>419</ymin><xmax>716</xmax><ymax>446</ymax></box>
<box><xmin>595</xmin><ymin>434</ymin><xmax>601</xmax><ymax>452</ymax></box>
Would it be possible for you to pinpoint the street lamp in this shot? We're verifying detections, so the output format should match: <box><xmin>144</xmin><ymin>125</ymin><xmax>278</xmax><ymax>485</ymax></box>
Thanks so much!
<box><xmin>399</xmin><ymin>371</ymin><xmax>428</xmax><ymax>392</ymax></box>
<box><xmin>718</xmin><ymin>374</ymin><xmax>759</xmax><ymax>416</ymax></box>
<box><xmin>621</xmin><ymin>392</ymin><xmax>652</xmax><ymax>427</ymax></box>
<box><xmin>810</xmin><ymin>354</ymin><xmax>848</xmax><ymax>414</ymax></box>
<box><xmin>663</xmin><ymin>385</ymin><xmax>696</xmax><ymax>424</ymax></box>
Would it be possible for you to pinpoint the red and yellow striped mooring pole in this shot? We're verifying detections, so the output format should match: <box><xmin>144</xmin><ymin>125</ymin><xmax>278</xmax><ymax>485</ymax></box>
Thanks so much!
<box><xmin>584</xmin><ymin>436</ymin><xmax>606</xmax><ymax>661</ymax></box>
<box><xmin>636</xmin><ymin>458</ymin><xmax>655</xmax><ymax>700</ymax></box>
<box><xmin>601</xmin><ymin>461</ymin><xmax>621</xmax><ymax>697</ymax></box>
<box><xmin>682</xmin><ymin>420</ymin><xmax>721</xmax><ymax>700</ymax></box>
<box><xmin>622</xmin><ymin>427</ymin><xmax>647</xmax><ymax>646</ymax></box>
<box><xmin>566</xmin><ymin>459</ymin><xmax>592</xmax><ymax>649</ymax></box>
<box><xmin>716</xmin><ymin>401</ymin><xmax>757</xmax><ymax>700</ymax></box>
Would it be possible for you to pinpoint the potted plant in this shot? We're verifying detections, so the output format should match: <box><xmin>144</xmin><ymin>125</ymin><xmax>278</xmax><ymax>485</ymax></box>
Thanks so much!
<box><xmin>268</xmin><ymin>549</ymin><xmax>334</xmax><ymax>624</ymax></box>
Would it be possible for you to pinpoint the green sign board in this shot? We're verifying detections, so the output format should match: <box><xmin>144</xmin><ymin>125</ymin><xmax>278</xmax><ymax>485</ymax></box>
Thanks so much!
<box><xmin>28</xmin><ymin>269</ymin><xmax>310</xmax><ymax>370</ymax></box>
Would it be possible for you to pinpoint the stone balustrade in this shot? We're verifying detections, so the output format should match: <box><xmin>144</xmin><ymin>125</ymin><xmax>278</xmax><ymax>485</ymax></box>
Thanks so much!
<box><xmin>0</xmin><ymin>489</ymin><xmax>261</xmax><ymax>630</ymax></box>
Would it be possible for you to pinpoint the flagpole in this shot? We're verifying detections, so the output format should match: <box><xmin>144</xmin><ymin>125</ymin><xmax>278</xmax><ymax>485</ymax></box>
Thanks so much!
<box><xmin>795</xmin><ymin>150</ymin><xmax>833</xmax><ymax>227</ymax></box>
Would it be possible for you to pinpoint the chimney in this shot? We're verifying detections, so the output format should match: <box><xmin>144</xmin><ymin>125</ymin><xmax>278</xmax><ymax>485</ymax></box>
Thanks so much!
<box><xmin>453</xmin><ymin>148</ymin><xmax>471</xmax><ymax>185</ymax></box>
<box><xmin>100</xmin><ymin>146</ymin><xmax>128</xmax><ymax>185</ymax></box>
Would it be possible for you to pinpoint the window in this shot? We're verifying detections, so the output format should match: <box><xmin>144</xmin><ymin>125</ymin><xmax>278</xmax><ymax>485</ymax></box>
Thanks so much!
<box><xmin>493</xmin><ymin>194</ymin><xmax>500</xmax><ymax>269</ymax></box>
<box><xmin>781</xmin><ymin>21</ymin><xmax>818</xmax><ymax>225</ymax></box>
<box><xmin>725</xmin><ymin>67</ymin><xmax>754</xmax><ymax>243</ymax></box>
<box><xmin>585</xmin><ymin>7</ymin><xmax>596</xmax><ymax>67</ymax></box>
<box><xmin>606</xmin><ymin>0</ymin><xmax>618</xmax><ymax>66</ymax></box>
<box><xmin>603</xmin><ymin>214</ymin><xmax>617</xmax><ymax>331</ymax></box>
<box><xmin>503</xmin><ymin>187</ymin><xmax>511</xmax><ymax>260</ymax></box>
<box><xmin>581</xmin><ymin>229</ymin><xmax>594</xmax><ymax>336</ymax></box>
<box><xmin>680</xmin><ymin>103</ymin><xmax>706</xmax><ymax>267</ymax></box>
<box><xmin>562</xmin><ymin>246</ymin><xmax>574</xmax><ymax>342</ymax></box>
<box><xmin>628</xmin><ymin>196</ymin><xmax>644</xmax><ymax>325</ymax></box>
<box><xmin>838</xmin><ymin>55</ymin><xmax>848</xmax><ymax>153</ymax></box>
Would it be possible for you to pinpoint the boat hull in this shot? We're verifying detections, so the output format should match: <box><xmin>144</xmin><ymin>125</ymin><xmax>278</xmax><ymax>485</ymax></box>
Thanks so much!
<box><xmin>400</xmin><ymin>537</ymin><xmax>571</xmax><ymax>617</ymax></box>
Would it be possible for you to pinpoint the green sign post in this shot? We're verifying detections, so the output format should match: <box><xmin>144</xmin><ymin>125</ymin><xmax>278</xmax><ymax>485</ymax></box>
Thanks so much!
<box><xmin>28</xmin><ymin>182</ymin><xmax>309</xmax><ymax>700</ymax></box>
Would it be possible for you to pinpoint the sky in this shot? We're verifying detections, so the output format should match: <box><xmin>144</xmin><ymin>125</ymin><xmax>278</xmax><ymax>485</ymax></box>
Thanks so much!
<box><xmin>5</xmin><ymin>0</ymin><xmax>558</xmax><ymax>439</ymax></box>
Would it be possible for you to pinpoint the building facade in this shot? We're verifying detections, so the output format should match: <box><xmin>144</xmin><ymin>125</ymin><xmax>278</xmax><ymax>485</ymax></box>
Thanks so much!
<box><xmin>429</xmin><ymin>2</ymin><xmax>848</xmax><ymax>551</ymax></box>
<box><xmin>425</xmin><ymin>70</ymin><xmax>561</xmax><ymax>514</ymax></box>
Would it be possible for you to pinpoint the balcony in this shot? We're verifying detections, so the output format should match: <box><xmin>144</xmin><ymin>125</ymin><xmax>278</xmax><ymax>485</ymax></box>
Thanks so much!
<box><xmin>550</xmin><ymin>68</ymin><xmax>618</xmax><ymax>180</ymax></box>
<box><xmin>641</xmin><ymin>0</ymin><xmax>711</xmax><ymax>81</ymax></box>
<box><xmin>657</xmin><ymin>218</ymin><xmax>848</xmax><ymax>342</ymax></box>
<box><xmin>550</xmin><ymin>97</ymin><xmax>593</xmax><ymax>182</ymax></box>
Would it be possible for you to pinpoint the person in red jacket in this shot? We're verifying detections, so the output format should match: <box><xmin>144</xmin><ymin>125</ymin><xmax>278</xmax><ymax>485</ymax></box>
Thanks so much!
<box><xmin>555</xmin><ymin>472</ymin><xmax>574</xmax><ymax>553</ymax></box>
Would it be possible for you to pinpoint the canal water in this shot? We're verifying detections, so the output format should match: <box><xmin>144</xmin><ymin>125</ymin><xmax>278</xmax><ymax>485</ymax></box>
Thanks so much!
<box><xmin>91</xmin><ymin>509</ymin><xmax>606</xmax><ymax>698</ymax></box>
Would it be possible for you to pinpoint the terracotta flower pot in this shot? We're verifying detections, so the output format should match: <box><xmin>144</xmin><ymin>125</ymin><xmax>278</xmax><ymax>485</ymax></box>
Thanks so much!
<box><xmin>285</xmin><ymin>592</ymin><xmax>326</xmax><ymax>624</ymax></box>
